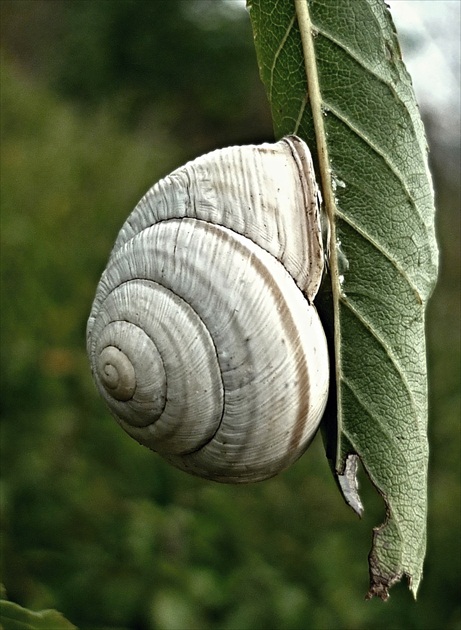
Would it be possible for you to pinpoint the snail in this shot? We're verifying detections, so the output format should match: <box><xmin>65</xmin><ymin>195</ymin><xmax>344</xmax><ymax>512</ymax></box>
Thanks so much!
<box><xmin>87</xmin><ymin>135</ymin><xmax>329</xmax><ymax>483</ymax></box>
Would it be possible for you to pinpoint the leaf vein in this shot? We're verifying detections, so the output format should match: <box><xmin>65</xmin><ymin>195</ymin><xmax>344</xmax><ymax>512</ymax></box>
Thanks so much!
<box><xmin>322</xmin><ymin>100</ymin><xmax>420</xmax><ymax>211</ymax></box>
<box><xmin>336</xmin><ymin>209</ymin><xmax>422</xmax><ymax>302</ymax></box>
<box><xmin>270</xmin><ymin>13</ymin><xmax>296</xmax><ymax>101</ymax></box>
<box><xmin>340</xmin><ymin>296</ymin><xmax>419</xmax><ymax>429</ymax></box>
<box><xmin>294</xmin><ymin>93</ymin><xmax>307</xmax><ymax>134</ymax></box>
<box><xmin>312</xmin><ymin>25</ymin><xmax>389</xmax><ymax>87</ymax></box>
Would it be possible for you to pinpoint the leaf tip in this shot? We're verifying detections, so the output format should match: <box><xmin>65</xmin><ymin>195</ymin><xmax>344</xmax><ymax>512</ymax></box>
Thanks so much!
<box><xmin>366</xmin><ymin>570</ymin><xmax>420</xmax><ymax>602</ymax></box>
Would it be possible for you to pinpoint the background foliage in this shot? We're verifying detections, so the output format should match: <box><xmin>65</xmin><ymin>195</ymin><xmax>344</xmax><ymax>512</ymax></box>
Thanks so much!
<box><xmin>1</xmin><ymin>1</ymin><xmax>459</xmax><ymax>628</ymax></box>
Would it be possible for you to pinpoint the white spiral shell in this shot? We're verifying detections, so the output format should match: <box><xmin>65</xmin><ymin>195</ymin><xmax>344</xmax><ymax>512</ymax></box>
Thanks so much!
<box><xmin>87</xmin><ymin>136</ymin><xmax>329</xmax><ymax>483</ymax></box>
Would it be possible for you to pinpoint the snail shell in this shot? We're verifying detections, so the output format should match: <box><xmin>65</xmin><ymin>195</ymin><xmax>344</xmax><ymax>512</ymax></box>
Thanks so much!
<box><xmin>87</xmin><ymin>136</ymin><xmax>329</xmax><ymax>483</ymax></box>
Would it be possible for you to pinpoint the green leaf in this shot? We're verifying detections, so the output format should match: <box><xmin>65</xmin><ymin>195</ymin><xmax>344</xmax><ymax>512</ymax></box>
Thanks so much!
<box><xmin>248</xmin><ymin>0</ymin><xmax>438</xmax><ymax>599</ymax></box>
<box><xmin>0</xmin><ymin>598</ymin><xmax>76</xmax><ymax>630</ymax></box>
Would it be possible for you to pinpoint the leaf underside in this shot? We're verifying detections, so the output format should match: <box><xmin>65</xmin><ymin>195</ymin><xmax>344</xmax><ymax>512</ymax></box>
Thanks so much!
<box><xmin>248</xmin><ymin>0</ymin><xmax>438</xmax><ymax>599</ymax></box>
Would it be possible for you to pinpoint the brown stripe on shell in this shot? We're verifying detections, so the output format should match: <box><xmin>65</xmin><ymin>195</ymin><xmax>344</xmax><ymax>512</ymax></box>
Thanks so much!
<box><xmin>185</xmin><ymin>220</ymin><xmax>313</xmax><ymax>468</ymax></box>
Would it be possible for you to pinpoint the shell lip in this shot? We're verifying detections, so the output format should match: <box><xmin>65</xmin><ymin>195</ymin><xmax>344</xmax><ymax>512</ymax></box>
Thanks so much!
<box><xmin>282</xmin><ymin>135</ymin><xmax>325</xmax><ymax>301</ymax></box>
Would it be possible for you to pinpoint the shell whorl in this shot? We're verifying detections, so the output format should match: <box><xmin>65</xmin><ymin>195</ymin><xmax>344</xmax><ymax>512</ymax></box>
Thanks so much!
<box><xmin>87</xmin><ymin>136</ymin><xmax>329</xmax><ymax>483</ymax></box>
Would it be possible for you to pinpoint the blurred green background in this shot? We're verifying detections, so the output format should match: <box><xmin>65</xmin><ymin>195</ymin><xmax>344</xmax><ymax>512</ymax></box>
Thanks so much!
<box><xmin>1</xmin><ymin>1</ymin><xmax>459</xmax><ymax>629</ymax></box>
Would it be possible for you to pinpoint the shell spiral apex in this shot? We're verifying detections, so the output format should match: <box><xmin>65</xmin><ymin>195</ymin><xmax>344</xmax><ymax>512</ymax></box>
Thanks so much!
<box><xmin>87</xmin><ymin>136</ymin><xmax>329</xmax><ymax>483</ymax></box>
